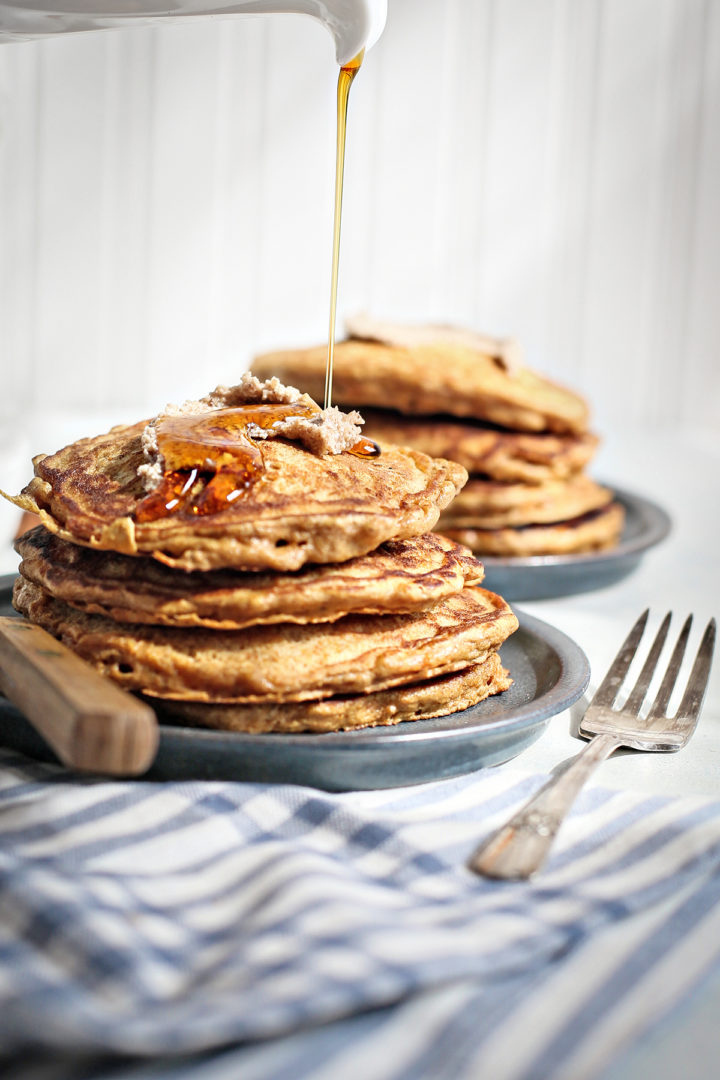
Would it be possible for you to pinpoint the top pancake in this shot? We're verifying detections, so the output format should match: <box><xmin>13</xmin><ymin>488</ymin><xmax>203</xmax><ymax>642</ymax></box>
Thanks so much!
<box><xmin>254</xmin><ymin>341</ymin><xmax>590</xmax><ymax>434</ymax></box>
<box><xmin>14</xmin><ymin>420</ymin><xmax>467</xmax><ymax>572</ymax></box>
<box><xmin>357</xmin><ymin>409</ymin><xmax>599</xmax><ymax>483</ymax></box>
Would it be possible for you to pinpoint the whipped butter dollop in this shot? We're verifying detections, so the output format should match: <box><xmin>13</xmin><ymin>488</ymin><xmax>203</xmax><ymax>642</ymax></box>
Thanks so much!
<box><xmin>345</xmin><ymin>313</ymin><xmax>524</xmax><ymax>375</ymax></box>
<box><xmin>138</xmin><ymin>372</ymin><xmax>365</xmax><ymax>493</ymax></box>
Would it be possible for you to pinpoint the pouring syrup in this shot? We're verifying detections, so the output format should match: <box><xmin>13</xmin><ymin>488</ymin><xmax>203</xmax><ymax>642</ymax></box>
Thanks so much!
<box><xmin>324</xmin><ymin>49</ymin><xmax>363</xmax><ymax>410</ymax></box>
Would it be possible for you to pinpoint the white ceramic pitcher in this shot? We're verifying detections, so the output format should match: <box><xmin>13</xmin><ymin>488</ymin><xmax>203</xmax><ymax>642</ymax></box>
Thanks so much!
<box><xmin>0</xmin><ymin>1</ymin><xmax>387</xmax><ymax>64</ymax></box>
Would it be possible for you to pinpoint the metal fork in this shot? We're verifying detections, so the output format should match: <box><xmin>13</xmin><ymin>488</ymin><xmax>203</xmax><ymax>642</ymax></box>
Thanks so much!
<box><xmin>469</xmin><ymin>611</ymin><xmax>716</xmax><ymax>879</ymax></box>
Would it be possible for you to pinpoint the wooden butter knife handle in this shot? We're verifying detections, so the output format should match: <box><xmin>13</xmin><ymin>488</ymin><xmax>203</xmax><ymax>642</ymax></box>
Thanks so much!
<box><xmin>0</xmin><ymin>616</ymin><xmax>159</xmax><ymax>775</ymax></box>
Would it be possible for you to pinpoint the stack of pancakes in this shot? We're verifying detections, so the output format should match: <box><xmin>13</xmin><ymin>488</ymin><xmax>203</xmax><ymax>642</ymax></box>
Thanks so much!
<box><xmin>255</xmin><ymin>327</ymin><xmax>625</xmax><ymax>559</ymax></box>
<box><xmin>6</xmin><ymin>378</ymin><xmax>519</xmax><ymax>733</ymax></box>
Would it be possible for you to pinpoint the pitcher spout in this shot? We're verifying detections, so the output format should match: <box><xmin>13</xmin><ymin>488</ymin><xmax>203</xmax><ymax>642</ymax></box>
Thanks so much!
<box><xmin>0</xmin><ymin>1</ymin><xmax>388</xmax><ymax>64</ymax></box>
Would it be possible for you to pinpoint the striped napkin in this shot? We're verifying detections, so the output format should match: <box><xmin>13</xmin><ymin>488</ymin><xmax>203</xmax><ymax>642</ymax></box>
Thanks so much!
<box><xmin>1</xmin><ymin>747</ymin><xmax>719</xmax><ymax>1080</ymax></box>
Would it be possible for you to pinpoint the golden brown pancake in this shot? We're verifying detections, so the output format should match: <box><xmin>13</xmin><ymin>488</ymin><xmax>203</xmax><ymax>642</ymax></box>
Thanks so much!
<box><xmin>358</xmin><ymin>409</ymin><xmax>599</xmax><ymax>483</ymax></box>
<box><xmin>439</xmin><ymin>475</ymin><xmax>613</xmax><ymax>529</ymax></box>
<box><xmin>13</xmin><ymin>578</ymin><xmax>518</xmax><ymax>704</ymax></box>
<box><xmin>153</xmin><ymin>653</ymin><xmax>512</xmax><ymax>733</ymax></box>
<box><xmin>12</xmin><ymin>423</ymin><xmax>466</xmax><ymax>573</ymax></box>
<box><xmin>253</xmin><ymin>341</ymin><xmax>589</xmax><ymax>434</ymax></box>
<box><xmin>16</xmin><ymin>527</ymin><xmax>484</xmax><ymax>629</ymax></box>
<box><xmin>442</xmin><ymin>502</ymin><xmax>626</xmax><ymax>557</ymax></box>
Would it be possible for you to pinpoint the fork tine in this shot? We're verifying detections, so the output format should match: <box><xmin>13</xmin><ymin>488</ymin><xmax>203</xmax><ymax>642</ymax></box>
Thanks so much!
<box><xmin>672</xmin><ymin>618</ymin><xmax>717</xmax><ymax>728</ymax></box>
<box><xmin>647</xmin><ymin>615</ymin><xmax>693</xmax><ymax>719</ymax></box>
<box><xmin>622</xmin><ymin>612</ymin><xmax>672</xmax><ymax>716</ymax></box>
<box><xmin>590</xmin><ymin>609</ymin><xmax>650</xmax><ymax>708</ymax></box>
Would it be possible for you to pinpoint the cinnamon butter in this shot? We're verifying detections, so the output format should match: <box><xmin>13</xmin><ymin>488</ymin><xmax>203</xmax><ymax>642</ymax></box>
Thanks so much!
<box><xmin>136</xmin><ymin>373</ymin><xmax>376</xmax><ymax>522</ymax></box>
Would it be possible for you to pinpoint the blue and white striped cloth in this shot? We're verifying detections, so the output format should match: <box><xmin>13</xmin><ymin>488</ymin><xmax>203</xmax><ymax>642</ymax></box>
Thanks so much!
<box><xmin>1</xmin><ymin>746</ymin><xmax>720</xmax><ymax>1080</ymax></box>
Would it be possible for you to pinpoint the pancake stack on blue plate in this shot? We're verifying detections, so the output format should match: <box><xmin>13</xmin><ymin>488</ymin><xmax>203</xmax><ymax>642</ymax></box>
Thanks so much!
<box><xmin>5</xmin><ymin>374</ymin><xmax>519</xmax><ymax>733</ymax></box>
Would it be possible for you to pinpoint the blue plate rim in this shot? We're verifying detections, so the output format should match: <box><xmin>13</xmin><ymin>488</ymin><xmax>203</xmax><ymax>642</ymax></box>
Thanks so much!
<box><xmin>142</xmin><ymin>608</ymin><xmax>591</xmax><ymax>750</ymax></box>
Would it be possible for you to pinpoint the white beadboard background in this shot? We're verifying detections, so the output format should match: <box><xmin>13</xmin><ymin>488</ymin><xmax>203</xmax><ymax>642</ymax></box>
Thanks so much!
<box><xmin>0</xmin><ymin>0</ymin><xmax>718</xmax><ymax>447</ymax></box>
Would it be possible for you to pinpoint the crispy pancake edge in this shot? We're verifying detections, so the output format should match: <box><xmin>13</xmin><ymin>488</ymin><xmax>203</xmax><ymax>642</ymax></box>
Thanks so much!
<box><xmin>16</xmin><ymin>527</ymin><xmax>485</xmax><ymax>628</ymax></box>
<box><xmin>152</xmin><ymin>653</ymin><xmax>512</xmax><ymax>733</ymax></box>
<box><xmin>13</xmin><ymin>577</ymin><xmax>518</xmax><ymax>704</ymax></box>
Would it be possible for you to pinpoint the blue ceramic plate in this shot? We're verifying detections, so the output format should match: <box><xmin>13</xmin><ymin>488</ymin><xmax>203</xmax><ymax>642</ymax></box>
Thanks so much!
<box><xmin>480</xmin><ymin>485</ymin><xmax>671</xmax><ymax>602</ymax></box>
<box><xmin>0</xmin><ymin>576</ymin><xmax>589</xmax><ymax>789</ymax></box>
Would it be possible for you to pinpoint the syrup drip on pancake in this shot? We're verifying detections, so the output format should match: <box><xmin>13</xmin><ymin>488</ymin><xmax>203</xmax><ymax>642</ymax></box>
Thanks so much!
<box><xmin>135</xmin><ymin>402</ymin><xmax>380</xmax><ymax>522</ymax></box>
<box><xmin>349</xmin><ymin>436</ymin><xmax>381</xmax><ymax>458</ymax></box>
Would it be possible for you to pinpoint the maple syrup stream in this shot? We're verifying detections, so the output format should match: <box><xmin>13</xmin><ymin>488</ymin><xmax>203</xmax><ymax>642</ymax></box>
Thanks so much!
<box><xmin>134</xmin><ymin>53</ymin><xmax>374</xmax><ymax>525</ymax></box>
<box><xmin>324</xmin><ymin>49</ymin><xmax>363</xmax><ymax>411</ymax></box>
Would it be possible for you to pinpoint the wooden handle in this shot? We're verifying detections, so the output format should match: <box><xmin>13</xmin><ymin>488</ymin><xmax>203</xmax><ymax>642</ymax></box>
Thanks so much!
<box><xmin>467</xmin><ymin>732</ymin><xmax>620</xmax><ymax>879</ymax></box>
<box><xmin>0</xmin><ymin>616</ymin><xmax>159</xmax><ymax>776</ymax></box>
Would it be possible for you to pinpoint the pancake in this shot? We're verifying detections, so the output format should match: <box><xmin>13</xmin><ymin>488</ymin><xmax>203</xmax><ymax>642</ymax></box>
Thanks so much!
<box><xmin>16</xmin><ymin>527</ymin><xmax>484</xmax><ymax>629</ymax></box>
<box><xmin>253</xmin><ymin>340</ymin><xmax>589</xmax><ymax>434</ymax></box>
<box><xmin>439</xmin><ymin>475</ymin><xmax>613</xmax><ymax>529</ymax></box>
<box><xmin>12</xmin><ymin>421</ymin><xmax>466</xmax><ymax>573</ymax></box>
<box><xmin>442</xmin><ymin>502</ymin><xmax>626</xmax><ymax>557</ymax></box>
<box><xmin>13</xmin><ymin>577</ymin><xmax>518</xmax><ymax>704</ymax></box>
<box><xmin>358</xmin><ymin>409</ymin><xmax>599</xmax><ymax>483</ymax></box>
<box><xmin>153</xmin><ymin>653</ymin><xmax>512</xmax><ymax>733</ymax></box>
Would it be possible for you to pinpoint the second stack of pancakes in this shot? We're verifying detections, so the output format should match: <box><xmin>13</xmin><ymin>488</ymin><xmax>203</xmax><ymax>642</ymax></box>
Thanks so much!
<box><xmin>255</xmin><ymin>320</ymin><xmax>624</xmax><ymax>560</ymax></box>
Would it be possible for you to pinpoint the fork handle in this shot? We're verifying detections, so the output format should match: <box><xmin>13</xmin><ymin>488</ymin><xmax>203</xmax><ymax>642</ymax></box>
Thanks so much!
<box><xmin>468</xmin><ymin>733</ymin><xmax>621</xmax><ymax>879</ymax></box>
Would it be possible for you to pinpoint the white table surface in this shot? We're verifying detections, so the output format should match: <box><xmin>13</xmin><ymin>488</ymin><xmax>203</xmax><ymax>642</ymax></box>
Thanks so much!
<box><xmin>513</xmin><ymin>424</ymin><xmax>720</xmax><ymax>801</ymax></box>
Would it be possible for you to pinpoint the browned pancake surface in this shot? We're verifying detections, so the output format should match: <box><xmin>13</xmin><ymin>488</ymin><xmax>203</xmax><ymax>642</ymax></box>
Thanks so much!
<box><xmin>17</xmin><ymin>423</ymin><xmax>466</xmax><ymax>572</ymax></box>
<box><xmin>359</xmin><ymin>409</ymin><xmax>599</xmax><ymax>483</ymax></box>
<box><xmin>254</xmin><ymin>341</ymin><xmax>589</xmax><ymax>434</ymax></box>
<box><xmin>442</xmin><ymin>502</ymin><xmax>626</xmax><ymax>557</ymax></box>
<box><xmin>155</xmin><ymin>653</ymin><xmax>511</xmax><ymax>733</ymax></box>
<box><xmin>440</xmin><ymin>475</ymin><xmax>613</xmax><ymax>529</ymax></box>
<box><xmin>16</xmin><ymin>527</ymin><xmax>483</xmax><ymax>628</ymax></box>
<box><xmin>13</xmin><ymin>578</ymin><xmax>518</xmax><ymax>704</ymax></box>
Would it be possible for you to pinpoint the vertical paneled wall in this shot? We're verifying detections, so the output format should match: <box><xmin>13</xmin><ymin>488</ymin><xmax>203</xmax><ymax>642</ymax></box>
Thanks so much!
<box><xmin>0</xmin><ymin>0</ymin><xmax>718</xmax><ymax>437</ymax></box>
